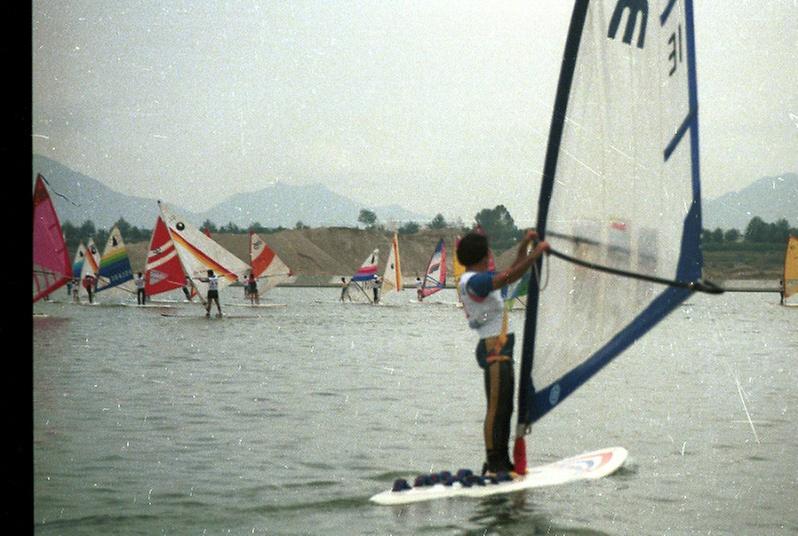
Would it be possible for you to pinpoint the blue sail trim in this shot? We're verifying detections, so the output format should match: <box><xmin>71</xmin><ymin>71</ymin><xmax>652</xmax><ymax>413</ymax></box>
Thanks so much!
<box><xmin>519</xmin><ymin>0</ymin><xmax>590</xmax><ymax>427</ymax></box>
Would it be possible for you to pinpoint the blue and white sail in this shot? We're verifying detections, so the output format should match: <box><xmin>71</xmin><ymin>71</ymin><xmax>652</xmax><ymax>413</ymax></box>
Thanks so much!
<box><xmin>519</xmin><ymin>0</ymin><xmax>705</xmax><ymax>428</ymax></box>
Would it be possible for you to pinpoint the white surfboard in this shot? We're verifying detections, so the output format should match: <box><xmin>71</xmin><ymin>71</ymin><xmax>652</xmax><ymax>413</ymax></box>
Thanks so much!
<box><xmin>369</xmin><ymin>446</ymin><xmax>627</xmax><ymax>506</ymax></box>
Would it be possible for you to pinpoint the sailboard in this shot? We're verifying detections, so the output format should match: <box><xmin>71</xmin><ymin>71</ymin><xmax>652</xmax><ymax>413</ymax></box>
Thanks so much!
<box><xmin>371</xmin><ymin>0</ymin><xmax>719</xmax><ymax>503</ymax></box>
<box><xmin>370</xmin><ymin>446</ymin><xmax>627</xmax><ymax>505</ymax></box>
<box><xmin>347</xmin><ymin>248</ymin><xmax>380</xmax><ymax>303</ymax></box>
<box><xmin>420</xmin><ymin>239</ymin><xmax>446</xmax><ymax>298</ymax></box>
<box><xmin>96</xmin><ymin>226</ymin><xmax>135</xmax><ymax>293</ymax></box>
<box><xmin>145</xmin><ymin>215</ymin><xmax>193</xmax><ymax>300</ymax></box>
<box><xmin>249</xmin><ymin>231</ymin><xmax>292</xmax><ymax>296</ymax></box>
<box><xmin>381</xmin><ymin>233</ymin><xmax>403</xmax><ymax>295</ymax></box>
<box><xmin>158</xmin><ymin>201</ymin><xmax>250</xmax><ymax>302</ymax></box>
<box><xmin>33</xmin><ymin>174</ymin><xmax>72</xmax><ymax>302</ymax></box>
<box><xmin>782</xmin><ymin>235</ymin><xmax>798</xmax><ymax>305</ymax></box>
<box><xmin>513</xmin><ymin>0</ymin><xmax>715</xmax><ymax>467</ymax></box>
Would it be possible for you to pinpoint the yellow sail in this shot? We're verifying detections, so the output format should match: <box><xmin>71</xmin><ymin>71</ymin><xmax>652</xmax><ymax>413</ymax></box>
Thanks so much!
<box><xmin>382</xmin><ymin>232</ymin><xmax>403</xmax><ymax>293</ymax></box>
<box><xmin>783</xmin><ymin>235</ymin><xmax>798</xmax><ymax>301</ymax></box>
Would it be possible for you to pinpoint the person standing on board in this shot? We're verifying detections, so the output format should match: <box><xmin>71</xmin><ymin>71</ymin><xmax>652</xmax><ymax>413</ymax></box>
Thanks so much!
<box><xmin>415</xmin><ymin>276</ymin><xmax>423</xmax><ymax>302</ymax></box>
<box><xmin>182</xmin><ymin>275</ymin><xmax>194</xmax><ymax>302</ymax></box>
<box><xmin>135</xmin><ymin>272</ymin><xmax>146</xmax><ymax>305</ymax></box>
<box><xmin>340</xmin><ymin>277</ymin><xmax>352</xmax><ymax>302</ymax></box>
<box><xmin>199</xmin><ymin>269</ymin><xmax>223</xmax><ymax>318</ymax></box>
<box><xmin>456</xmin><ymin>229</ymin><xmax>549</xmax><ymax>478</ymax></box>
<box><xmin>71</xmin><ymin>278</ymin><xmax>80</xmax><ymax>303</ymax></box>
<box><xmin>247</xmin><ymin>272</ymin><xmax>259</xmax><ymax>305</ymax></box>
<box><xmin>82</xmin><ymin>274</ymin><xmax>96</xmax><ymax>304</ymax></box>
<box><xmin>372</xmin><ymin>274</ymin><xmax>382</xmax><ymax>304</ymax></box>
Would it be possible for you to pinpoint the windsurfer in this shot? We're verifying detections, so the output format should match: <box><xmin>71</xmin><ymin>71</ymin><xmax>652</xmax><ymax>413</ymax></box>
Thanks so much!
<box><xmin>415</xmin><ymin>276</ymin><xmax>423</xmax><ymax>302</ymax></box>
<box><xmin>247</xmin><ymin>272</ymin><xmax>259</xmax><ymax>305</ymax></box>
<box><xmin>456</xmin><ymin>230</ymin><xmax>549</xmax><ymax>477</ymax></box>
<box><xmin>199</xmin><ymin>269</ymin><xmax>223</xmax><ymax>317</ymax></box>
<box><xmin>372</xmin><ymin>274</ymin><xmax>382</xmax><ymax>304</ymax></box>
<box><xmin>135</xmin><ymin>272</ymin><xmax>146</xmax><ymax>305</ymax></box>
<box><xmin>82</xmin><ymin>274</ymin><xmax>96</xmax><ymax>304</ymax></box>
<box><xmin>340</xmin><ymin>277</ymin><xmax>352</xmax><ymax>302</ymax></box>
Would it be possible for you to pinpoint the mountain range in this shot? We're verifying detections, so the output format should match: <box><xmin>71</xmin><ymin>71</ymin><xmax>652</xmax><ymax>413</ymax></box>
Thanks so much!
<box><xmin>702</xmin><ymin>172</ymin><xmax>797</xmax><ymax>231</ymax></box>
<box><xmin>32</xmin><ymin>154</ymin><xmax>426</xmax><ymax>229</ymax></box>
<box><xmin>33</xmin><ymin>154</ymin><xmax>795</xmax><ymax>232</ymax></box>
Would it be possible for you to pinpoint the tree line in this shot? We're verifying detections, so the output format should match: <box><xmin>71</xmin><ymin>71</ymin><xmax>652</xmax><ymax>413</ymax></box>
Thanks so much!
<box><xmin>701</xmin><ymin>217</ymin><xmax>795</xmax><ymax>246</ymax></box>
<box><xmin>63</xmin><ymin>212</ymin><xmax>794</xmax><ymax>258</ymax></box>
<box><xmin>62</xmin><ymin>205</ymin><xmax>527</xmax><ymax>254</ymax></box>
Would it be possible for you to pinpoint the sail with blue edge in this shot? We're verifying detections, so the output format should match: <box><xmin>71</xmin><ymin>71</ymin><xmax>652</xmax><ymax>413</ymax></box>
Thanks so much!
<box><xmin>519</xmin><ymin>0</ymin><xmax>705</xmax><ymax>427</ymax></box>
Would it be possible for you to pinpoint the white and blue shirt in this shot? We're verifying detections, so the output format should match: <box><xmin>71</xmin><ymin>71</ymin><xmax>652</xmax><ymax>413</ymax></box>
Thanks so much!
<box><xmin>459</xmin><ymin>271</ymin><xmax>508</xmax><ymax>339</ymax></box>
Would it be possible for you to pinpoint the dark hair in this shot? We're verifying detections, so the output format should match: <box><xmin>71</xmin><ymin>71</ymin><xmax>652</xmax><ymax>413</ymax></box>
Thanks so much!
<box><xmin>457</xmin><ymin>232</ymin><xmax>489</xmax><ymax>266</ymax></box>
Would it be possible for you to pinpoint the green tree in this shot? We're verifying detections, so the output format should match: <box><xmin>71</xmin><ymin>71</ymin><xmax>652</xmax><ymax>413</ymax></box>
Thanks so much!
<box><xmin>79</xmin><ymin>220</ymin><xmax>96</xmax><ymax>240</ymax></box>
<box><xmin>202</xmin><ymin>220</ymin><xmax>218</xmax><ymax>233</ymax></box>
<box><xmin>724</xmin><ymin>228</ymin><xmax>740</xmax><ymax>243</ymax></box>
<box><xmin>295</xmin><ymin>221</ymin><xmax>309</xmax><ymax>230</ymax></box>
<box><xmin>358</xmin><ymin>209</ymin><xmax>377</xmax><ymax>229</ymax></box>
<box><xmin>398</xmin><ymin>221</ymin><xmax>420</xmax><ymax>235</ymax></box>
<box><xmin>744</xmin><ymin>217</ymin><xmax>768</xmax><ymax>243</ymax></box>
<box><xmin>711</xmin><ymin>228</ymin><xmax>724</xmax><ymax>243</ymax></box>
<box><xmin>474</xmin><ymin>205</ymin><xmax>519</xmax><ymax>251</ymax></box>
<box><xmin>428</xmin><ymin>213</ymin><xmax>447</xmax><ymax>229</ymax></box>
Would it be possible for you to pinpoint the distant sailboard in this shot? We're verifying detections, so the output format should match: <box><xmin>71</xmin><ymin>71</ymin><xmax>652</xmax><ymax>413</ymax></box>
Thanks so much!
<box><xmin>249</xmin><ymin>231</ymin><xmax>293</xmax><ymax>297</ymax></box>
<box><xmin>158</xmin><ymin>201</ymin><xmax>250</xmax><ymax>305</ymax></box>
<box><xmin>33</xmin><ymin>174</ymin><xmax>71</xmax><ymax>302</ymax></box>
<box><xmin>782</xmin><ymin>235</ymin><xmax>798</xmax><ymax>306</ymax></box>
<box><xmin>96</xmin><ymin>226</ymin><xmax>135</xmax><ymax>294</ymax></box>
<box><xmin>420</xmin><ymin>239</ymin><xmax>446</xmax><ymax>298</ymax></box>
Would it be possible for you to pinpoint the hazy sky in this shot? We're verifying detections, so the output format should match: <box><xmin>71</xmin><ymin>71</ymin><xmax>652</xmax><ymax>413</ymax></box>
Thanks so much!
<box><xmin>32</xmin><ymin>1</ymin><xmax>798</xmax><ymax>226</ymax></box>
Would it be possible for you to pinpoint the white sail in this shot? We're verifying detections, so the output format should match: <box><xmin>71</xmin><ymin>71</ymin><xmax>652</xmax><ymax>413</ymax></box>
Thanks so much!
<box><xmin>519</xmin><ymin>0</ymin><xmax>707</xmax><ymax>429</ymax></box>
<box><xmin>158</xmin><ymin>201</ymin><xmax>250</xmax><ymax>300</ymax></box>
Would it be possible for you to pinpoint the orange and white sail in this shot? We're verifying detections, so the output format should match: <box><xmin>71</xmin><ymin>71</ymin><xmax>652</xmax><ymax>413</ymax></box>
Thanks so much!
<box><xmin>159</xmin><ymin>201</ymin><xmax>250</xmax><ymax>298</ymax></box>
<box><xmin>249</xmin><ymin>231</ymin><xmax>292</xmax><ymax>295</ymax></box>
<box><xmin>381</xmin><ymin>232</ymin><xmax>402</xmax><ymax>294</ymax></box>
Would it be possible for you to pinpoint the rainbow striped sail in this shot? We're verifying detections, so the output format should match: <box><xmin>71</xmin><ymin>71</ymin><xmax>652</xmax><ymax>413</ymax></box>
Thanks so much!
<box><xmin>96</xmin><ymin>226</ymin><xmax>134</xmax><ymax>292</ymax></box>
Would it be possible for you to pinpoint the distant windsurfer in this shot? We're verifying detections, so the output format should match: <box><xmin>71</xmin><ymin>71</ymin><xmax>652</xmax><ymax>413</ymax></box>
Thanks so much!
<box><xmin>199</xmin><ymin>269</ymin><xmax>223</xmax><ymax>318</ymax></box>
<box><xmin>247</xmin><ymin>272</ymin><xmax>259</xmax><ymax>305</ymax></box>
<box><xmin>340</xmin><ymin>277</ymin><xmax>352</xmax><ymax>302</ymax></box>
<box><xmin>82</xmin><ymin>274</ymin><xmax>96</xmax><ymax>304</ymax></box>
<box><xmin>372</xmin><ymin>274</ymin><xmax>382</xmax><ymax>304</ymax></box>
<box><xmin>135</xmin><ymin>272</ymin><xmax>146</xmax><ymax>305</ymax></box>
<box><xmin>456</xmin><ymin>229</ymin><xmax>549</xmax><ymax>478</ymax></box>
<box><xmin>415</xmin><ymin>276</ymin><xmax>423</xmax><ymax>302</ymax></box>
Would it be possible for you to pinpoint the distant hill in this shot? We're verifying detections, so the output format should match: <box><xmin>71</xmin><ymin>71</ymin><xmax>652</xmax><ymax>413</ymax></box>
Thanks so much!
<box><xmin>32</xmin><ymin>154</ymin><xmax>427</xmax><ymax>229</ymax></box>
<box><xmin>199</xmin><ymin>181</ymin><xmax>426</xmax><ymax>228</ymax></box>
<box><xmin>703</xmin><ymin>172</ymin><xmax>797</xmax><ymax>231</ymax></box>
<box><xmin>32</xmin><ymin>154</ymin><xmax>192</xmax><ymax>229</ymax></box>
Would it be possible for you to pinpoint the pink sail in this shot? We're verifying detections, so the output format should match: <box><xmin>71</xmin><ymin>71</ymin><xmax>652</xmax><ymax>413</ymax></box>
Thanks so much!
<box><xmin>33</xmin><ymin>174</ymin><xmax>71</xmax><ymax>302</ymax></box>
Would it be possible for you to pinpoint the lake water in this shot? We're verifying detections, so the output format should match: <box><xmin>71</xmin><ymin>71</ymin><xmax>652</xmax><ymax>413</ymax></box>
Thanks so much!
<box><xmin>33</xmin><ymin>285</ymin><xmax>797</xmax><ymax>535</ymax></box>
